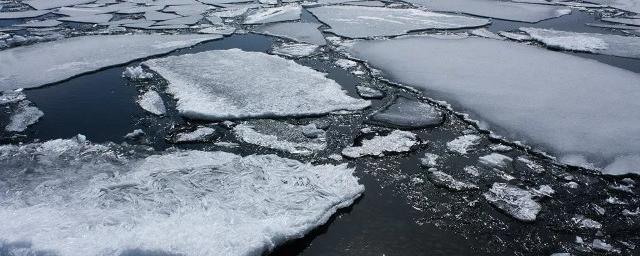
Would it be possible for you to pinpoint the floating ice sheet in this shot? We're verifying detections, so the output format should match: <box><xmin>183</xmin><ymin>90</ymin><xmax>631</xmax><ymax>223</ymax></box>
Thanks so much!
<box><xmin>367</xmin><ymin>96</ymin><xmax>444</xmax><ymax>129</ymax></box>
<box><xmin>308</xmin><ymin>6</ymin><xmax>490</xmax><ymax>38</ymax></box>
<box><xmin>342</xmin><ymin>130</ymin><xmax>419</xmax><ymax>158</ymax></box>
<box><xmin>255</xmin><ymin>22</ymin><xmax>326</xmax><ymax>45</ymax></box>
<box><xmin>145</xmin><ymin>11</ymin><xmax>182</xmax><ymax>21</ymax></box>
<box><xmin>348</xmin><ymin>36</ymin><xmax>640</xmax><ymax>174</ymax></box>
<box><xmin>0</xmin><ymin>10</ymin><xmax>50</xmax><ymax>19</ymax></box>
<box><xmin>0</xmin><ymin>34</ymin><xmax>221</xmax><ymax>90</ymax></box>
<box><xmin>198</xmin><ymin>25</ymin><xmax>236</xmax><ymax>35</ymax></box>
<box><xmin>234</xmin><ymin>120</ymin><xmax>327</xmax><ymax>155</ymax></box>
<box><xmin>405</xmin><ymin>0</ymin><xmax>571</xmax><ymax>23</ymax></box>
<box><xmin>243</xmin><ymin>5</ymin><xmax>302</xmax><ymax>24</ymax></box>
<box><xmin>24</xmin><ymin>0</ymin><xmax>96</xmax><ymax>10</ymax></box>
<box><xmin>58</xmin><ymin>14</ymin><xmax>113</xmax><ymax>24</ymax></box>
<box><xmin>164</xmin><ymin>4</ymin><xmax>215</xmax><ymax>16</ymax></box>
<box><xmin>143</xmin><ymin>49</ymin><xmax>370</xmax><ymax>120</ymax></box>
<box><xmin>0</xmin><ymin>136</ymin><xmax>363</xmax><ymax>256</ymax></box>
<box><xmin>155</xmin><ymin>15</ymin><xmax>203</xmax><ymax>25</ymax></box>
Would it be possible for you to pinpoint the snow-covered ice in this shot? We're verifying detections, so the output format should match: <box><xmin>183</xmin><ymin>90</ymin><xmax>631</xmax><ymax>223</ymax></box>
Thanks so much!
<box><xmin>521</xmin><ymin>27</ymin><xmax>640</xmax><ymax>59</ymax></box>
<box><xmin>143</xmin><ymin>49</ymin><xmax>370</xmax><ymax>120</ymax></box>
<box><xmin>233</xmin><ymin>120</ymin><xmax>326</xmax><ymax>155</ymax></box>
<box><xmin>0</xmin><ymin>34</ymin><xmax>221</xmax><ymax>90</ymax></box>
<box><xmin>470</xmin><ymin>28</ymin><xmax>504</xmax><ymax>40</ymax></box>
<box><xmin>405</xmin><ymin>0</ymin><xmax>571</xmax><ymax>23</ymax></box>
<box><xmin>348</xmin><ymin>36</ymin><xmax>640</xmax><ymax>175</ymax></box>
<box><xmin>0</xmin><ymin>136</ymin><xmax>364</xmax><ymax>256</ymax></box>
<box><xmin>243</xmin><ymin>5</ymin><xmax>302</xmax><ymax>24</ymax></box>
<box><xmin>334</xmin><ymin>59</ymin><xmax>358</xmax><ymax>69</ymax></box>
<box><xmin>272</xmin><ymin>43</ymin><xmax>319</xmax><ymax>58</ymax></box>
<box><xmin>308</xmin><ymin>6</ymin><xmax>490</xmax><ymax>38</ymax></box>
<box><xmin>137</xmin><ymin>90</ymin><xmax>167</xmax><ymax>116</ymax></box>
<box><xmin>447</xmin><ymin>135</ymin><xmax>481</xmax><ymax>154</ymax></box>
<box><xmin>0</xmin><ymin>90</ymin><xmax>26</xmax><ymax>105</ymax></box>
<box><xmin>255</xmin><ymin>22</ymin><xmax>327</xmax><ymax>45</ymax></box>
<box><xmin>484</xmin><ymin>183</ymin><xmax>542</xmax><ymax>222</ymax></box>
<box><xmin>498</xmin><ymin>31</ymin><xmax>532</xmax><ymax>41</ymax></box>
<box><xmin>173</xmin><ymin>127</ymin><xmax>217</xmax><ymax>142</ymax></box>
<box><xmin>342</xmin><ymin>130</ymin><xmax>419</xmax><ymax>158</ymax></box>
<box><xmin>5</xmin><ymin>101</ymin><xmax>44</xmax><ymax>132</ymax></box>
<box><xmin>368</xmin><ymin>96</ymin><xmax>444</xmax><ymax>129</ymax></box>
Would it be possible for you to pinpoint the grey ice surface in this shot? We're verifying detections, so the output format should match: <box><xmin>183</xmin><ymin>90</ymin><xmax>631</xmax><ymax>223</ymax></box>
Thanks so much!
<box><xmin>368</xmin><ymin>96</ymin><xmax>444</xmax><ymax>129</ymax></box>
<box><xmin>254</xmin><ymin>22</ymin><xmax>326</xmax><ymax>45</ymax></box>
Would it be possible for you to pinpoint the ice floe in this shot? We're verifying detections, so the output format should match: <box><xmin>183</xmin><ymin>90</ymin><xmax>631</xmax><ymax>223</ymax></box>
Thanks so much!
<box><xmin>521</xmin><ymin>27</ymin><xmax>640</xmax><ymax>58</ymax></box>
<box><xmin>14</xmin><ymin>19</ymin><xmax>62</xmax><ymax>28</ymax></box>
<box><xmin>137</xmin><ymin>90</ymin><xmax>167</xmax><ymax>116</ymax></box>
<box><xmin>420</xmin><ymin>153</ymin><xmax>439</xmax><ymax>168</ymax></box>
<box><xmin>342</xmin><ymin>130</ymin><xmax>419</xmax><ymax>158</ymax></box>
<box><xmin>0</xmin><ymin>136</ymin><xmax>363</xmax><ymax>256</ymax></box>
<box><xmin>0</xmin><ymin>34</ymin><xmax>220</xmax><ymax>90</ymax></box>
<box><xmin>0</xmin><ymin>90</ymin><xmax>26</xmax><ymax>105</ymax></box>
<box><xmin>348</xmin><ymin>36</ymin><xmax>640</xmax><ymax>175</ymax></box>
<box><xmin>233</xmin><ymin>121</ymin><xmax>327</xmax><ymax>155</ymax></box>
<box><xmin>24</xmin><ymin>0</ymin><xmax>96</xmax><ymax>10</ymax></box>
<box><xmin>58</xmin><ymin>14</ymin><xmax>114</xmax><ymax>24</ymax></box>
<box><xmin>484</xmin><ymin>183</ymin><xmax>541</xmax><ymax>222</ymax></box>
<box><xmin>5</xmin><ymin>100</ymin><xmax>44</xmax><ymax>132</ymax></box>
<box><xmin>123</xmin><ymin>65</ymin><xmax>153</xmax><ymax>80</ymax></box>
<box><xmin>0</xmin><ymin>10</ymin><xmax>50</xmax><ymax>19</ymax></box>
<box><xmin>470</xmin><ymin>28</ymin><xmax>504</xmax><ymax>40</ymax></box>
<box><xmin>447</xmin><ymin>134</ymin><xmax>480</xmax><ymax>154</ymax></box>
<box><xmin>479</xmin><ymin>153</ymin><xmax>513</xmax><ymax>169</ymax></box>
<box><xmin>308</xmin><ymin>6</ymin><xmax>490</xmax><ymax>38</ymax></box>
<box><xmin>355</xmin><ymin>86</ymin><xmax>384</xmax><ymax>99</ymax></box>
<box><xmin>155</xmin><ymin>15</ymin><xmax>204</xmax><ymax>26</ymax></box>
<box><xmin>368</xmin><ymin>96</ymin><xmax>444</xmax><ymax>129</ymax></box>
<box><xmin>498</xmin><ymin>31</ymin><xmax>532</xmax><ymax>41</ymax></box>
<box><xmin>173</xmin><ymin>126</ymin><xmax>217</xmax><ymax>142</ymax></box>
<box><xmin>405</xmin><ymin>0</ymin><xmax>571</xmax><ymax>23</ymax></box>
<box><xmin>271</xmin><ymin>43</ymin><xmax>319</xmax><ymax>58</ymax></box>
<box><xmin>198</xmin><ymin>25</ymin><xmax>237</xmax><ymax>35</ymax></box>
<box><xmin>428</xmin><ymin>169</ymin><xmax>478</xmax><ymax>191</ymax></box>
<box><xmin>254</xmin><ymin>22</ymin><xmax>327</xmax><ymax>45</ymax></box>
<box><xmin>143</xmin><ymin>49</ymin><xmax>369</xmax><ymax>120</ymax></box>
<box><xmin>589</xmin><ymin>0</ymin><xmax>640</xmax><ymax>13</ymax></box>
<box><xmin>243</xmin><ymin>5</ymin><xmax>302</xmax><ymax>24</ymax></box>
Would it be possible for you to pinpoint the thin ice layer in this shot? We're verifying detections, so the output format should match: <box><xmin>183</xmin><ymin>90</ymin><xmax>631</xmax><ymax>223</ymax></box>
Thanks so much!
<box><xmin>254</xmin><ymin>22</ymin><xmax>327</xmax><ymax>45</ymax></box>
<box><xmin>0</xmin><ymin>34</ymin><xmax>221</xmax><ymax>90</ymax></box>
<box><xmin>521</xmin><ymin>27</ymin><xmax>640</xmax><ymax>59</ymax></box>
<box><xmin>308</xmin><ymin>6</ymin><xmax>490</xmax><ymax>38</ymax></box>
<box><xmin>143</xmin><ymin>49</ymin><xmax>370</xmax><ymax>120</ymax></box>
<box><xmin>0</xmin><ymin>136</ymin><xmax>364</xmax><ymax>256</ymax></box>
<box><xmin>348</xmin><ymin>37</ymin><xmax>640</xmax><ymax>174</ymax></box>
<box><xmin>588</xmin><ymin>0</ymin><xmax>640</xmax><ymax>13</ymax></box>
<box><xmin>405</xmin><ymin>0</ymin><xmax>571</xmax><ymax>23</ymax></box>
<box><xmin>243</xmin><ymin>5</ymin><xmax>302</xmax><ymax>24</ymax></box>
<box><xmin>368</xmin><ymin>96</ymin><xmax>444</xmax><ymax>129</ymax></box>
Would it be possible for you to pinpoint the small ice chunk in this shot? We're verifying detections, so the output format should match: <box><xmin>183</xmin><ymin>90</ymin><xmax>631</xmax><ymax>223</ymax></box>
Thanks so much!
<box><xmin>5</xmin><ymin>101</ymin><xmax>44</xmax><ymax>132</ymax></box>
<box><xmin>342</xmin><ymin>130</ymin><xmax>419</xmax><ymax>158</ymax></box>
<box><xmin>470</xmin><ymin>28</ymin><xmax>503</xmax><ymax>40</ymax></box>
<box><xmin>479</xmin><ymin>153</ymin><xmax>513</xmax><ymax>168</ymax></box>
<box><xmin>368</xmin><ymin>96</ymin><xmax>444</xmax><ymax>129</ymax></box>
<box><xmin>271</xmin><ymin>43</ymin><xmax>319</xmax><ymax>58</ymax></box>
<box><xmin>356</xmin><ymin>86</ymin><xmax>384</xmax><ymax>99</ymax></box>
<box><xmin>328</xmin><ymin>153</ymin><xmax>343</xmax><ymax>161</ymax></box>
<box><xmin>447</xmin><ymin>134</ymin><xmax>481</xmax><ymax>154</ymax></box>
<box><xmin>428</xmin><ymin>169</ymin><xmax>478</xmax><ymax>191</ymax></box>
<box><xmin>243</xmin><ymin>5</ymin><xmax>302</xmax><ymax>24</ymax></box>
<box><xmin>490</xmin><ymin>144</ymin><xmax>512</xmax><ymax>152</ymax></box>
<box><xmin>513</xmin><ymin>156</ymin><xmax>545</xmax><ymax>174</ymax></box>
<box><xmin>122</xmin><ymin>66</ymin><xmax>153</xmax><ymax>80</ymax></box>
<box><xmin>233</xmin><ymin>121</ymin><xmax>327</xmax><ymax>155</ymax></box>
<box><xmin>521</xmin><ymin>27</ymin><xmax>640</xmax><ymax>59</ymax></box>
<box><xmin>58</xmin><ymin>14</ymin><xmax>113</xmax><ymax>24</ymax></box>
<box><xmin>308</xmin><ymin>6</ymin><xmax>490</xmax><ymax>38</ymax></box>
<box><xmin>623</xmin><ymin>208</ymin><xmax>640</xmax><ymax>216</ymax></box>
<box><xmin>0</xmin><ymin>10</ymin><xmax>50</xmax><ymax>19</ymax></box>
<box><xmin>498</xmin><ymin>31</ymin><xmax>532</xmax><ymax>41</ymax></box>
<box><xmin>592</xmin><ymin>239</ymin><xmax>616</xmax><ymax>252</ymax></box>
<box><xmin>334</xmin><ymin>59</ymin><xmax>357</xmax><ymax>69</ymax></box>
<box><xmin>572</xmin><ymin>215</ymin><xmax>602</xmax><ymax>229</ymax></box>
<box><xmin>173</xmin><ymin>127</ymin><xmax>217</xmax><ymax>143</ymax></box>
<box><xmin>484</xmin><ymin>183</ymin><xmax>541</xmax><ymax>222</ymax></box>
<box><xmin>300</xmin><ymin>123</ymin><xmax>325</xmax><ymax>139</ymax></box>
<box><xmin>124</xmin><ymin>129</ymin><xmax>145</xmax><ymax>140</ymax></box>
<box><xmin>198</xmin><ymin>25</ymin><xmax>236</xmax><ymax>35</ymax></box>
<box><xmin>420</xmin><ymin>153</ymin><xmax>439</xmax><ymax>168</ymax></box>
<box><xmin>137</xmin><ymin>90</ymin><xmax>166</xmax><ymax>116</ymax></box>
<box><xmin>142</xmin><ymin>49</ymin><xmax>370</xmax><ymax>120</ymax></box>
<box><xmin>255</xmin><ymin>22</ymin><xmax>326</xmax><ymax>45</ymax></box>
<box><xmin>464</xmin><ymin>166</ymin><xmax>480</xmax><ymax>176</ymax></box>
<box><xmin>532</xmin><ymin>185</ymin><xmax>555</xmax><ymax>197</ymax></box>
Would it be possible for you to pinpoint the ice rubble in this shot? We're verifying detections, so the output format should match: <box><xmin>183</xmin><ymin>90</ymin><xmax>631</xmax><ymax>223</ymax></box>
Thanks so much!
<box><xmin>520</xmin><ymin>27</ymin><xmax>640</xmax><ymax>59</ymax></box>
<box><xmin>255</xmin><ymin>22</ymin><xmax>327</xmax><ymax>45</ymax></box>
<box><xmin>142</xmin><ymin>49</ymin><xmax>370</xmax><ymax>120</ymax></box>
<box><xmin>0</xmin><ymin>10</ymin><xmax>50</xmax><ymax>19</ymax></box>
<box><xmin>24</xmin><ymin>0</ymin><xmax>96</xmax><ymax>10</ymax></box>
<box><xmin>5</xmin><ymin>101</ymin><xmax>44</xmax><ymax>132</ymax></box>
<box><xmin>484</xmin><ymin>183</ymin><xmax>542</xmax><ymax>222</ymax></box>
<box><xmin>0</xmin><ymin>136</ymin><xmax>363</xmax><ymax>256</ymax></box>
<box><xmin>233</xmin><ymin>120</ymin><xmax>327</xmax><ymax>155</ymax></box>
<box><xmin>348</xmin><ymin>36</ymin><xmax>640</xmax><ymax>175</ymax></box>
<box><xmin>137</xmin><ymin>90</ymin><xmax>167</xmax><ymax>116</ymax></box>
<box><xmin>342</xmin><ymin>130</ymin><xmax>419</xmax><ymax>158</ymax></box>
<box><xmin>173</xmin><ymin>127</ymin><xmax>217</xmax><ymax>142</ymax></box>
<box><xmin>405</xmin><ymin>0</ymin><xmax>571</xmax><ymax>23</ymax></box>
<box><xmin>0</xmin><ymin>90</ymin><xmax>26</xmax><ymax>105</ymax></box>
<box><xmin>368</xmin><ymin>96</ymin><xmax>444</xmax><ymax>129</ymax></box>
<box><xmin>0</xmin><ymin>34</ymin><xmax>221</xmax><ymax>90</ymax></box>
<box><xmin>272</xmin><ymin>43</ymin><xmax>319</xmax><ymax>58</ymax></box>
<box><xmin>243</xmin><ymin>5</ymin><xmax>302</xmax><ymax>24</ymax></box>
<box><xmin>447</xmin><ymin>135</ymin><xmax>480</xmax><ymax>154</ymax></box>
<box><xmin>470</xmin><ymin>28</ymin><xmax>503</xmax><ymax>40</ymax></box>
<box><xmin>307</xmin><ymin>6</ymin><xmax>490</xmax><ymax>38</ymax></box>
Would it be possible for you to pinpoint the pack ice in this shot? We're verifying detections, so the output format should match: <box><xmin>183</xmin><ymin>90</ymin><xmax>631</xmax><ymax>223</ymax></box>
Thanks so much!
<box><xmin>0</xmin><ymin>34</ymin><xmax>222</xmax><ymax>90</ymax></box>
<box><xmin>348</xmin><ymin>37</ymin><xmax>640</xmax><ymax>175</ymax></box>
<box><xmin>307</xmin><ymin>6</ymin><xmax>490</xmax><ymax>38</ymax></box>
<box><xmin>0</xmin><ymin>136</ymin><xmax>364</xmax><ymax>256</ymax></box>
<box><xmin>520</xmin><ymin>27</ymin><xmax>640</xmax><ymax>59</ymax></box>
<box><xmin>142</xmin><ymin>49</ymin><xmax>370</xmax><ymax>120</ymax></box>
<box><xmin>405</xmin><ymin>0</ymin><xmax>571</xmax><ymax>23</ymax></box>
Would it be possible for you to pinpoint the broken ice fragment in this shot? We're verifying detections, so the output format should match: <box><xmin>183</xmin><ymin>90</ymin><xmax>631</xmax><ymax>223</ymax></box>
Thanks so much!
<box><xmin>368</xmin><ymin>96</ymin><xmax>444</xmax><ymax>129</ymax></box>
<box><xmin>0</xmin><ymin>34</ymin><xmax>221</xmax><ymax>90</ymax></box>
<box><xmin>572</xmin><ymin>215</ymin><xmax>602</xmax><ymax>229</ymax></box>
<box><xmin>470</xmin><ymin>28</ymin><xmax>503</xmax><ymax>40</ymax></box>
<box><xmin>592</xmin><ymin>239</ymin><xmax>617</xmax><ymax>252</ymax></box>
<box><xmin>24</xmin><ymin>0</ymin><xmax>96</xmax><ymax>10</ymax></box>
<box><xmin>447</xmin><ymin>135</ymin><xmax>480</xmax><ymax>154</ymax></box>
<box><xmin>137</xmin><ymin>90</ymin><xmax>166</xmax><ymax>116</ymax></box>
<box><xmin>479</xmin><ymin>153</ymin><xmax>513</xmax><ymax>169</ymax></box>
<box><xmin>122</xmin><ymin>66</ymin><xmax>153</xmax><ymax>80</ymax></box>
<box><xmin>342</xmin><ymin>130</ymin><xmax>419</xmax><ymax>158</ymax></box>
<box><xmin>142</xmin><ymin>49</ymin><xmax>369</xmax><ymax>120</ymax></box>
<box><xmin>124</xmin><ymin>129</ymin><xmax>145</xmax><ymax>140</ymax></box>
<box><xmin>0</xmin><ymin>90</ymin><xmax>26</xmax><ymax>105</ymax></box>
<box><xmin>271</xmin><ymin>43</ymin><xmax>319</xmax><ymax>58</ymax></box>
<box><xmin>308</xmin><ymin>5</ymin><xmax>490</xmax><ymax>38</ymax></box>
<box><xmin>243</xmin><ymin>5</ymin><xmax>302</xmax><ymax>24</ymax></box>
<box><xmin>233</xmin><ymin>120</ymin><xmax>327</xmax><ymax>155</ymax></box>
<box><xmin>334</xmin><ymin>59</ymin><xmax>358</xmax><ymax>69</ymax></box>
<box><xmin>498</xmin><ymin>31</ymin><xmax>532</xmax><ymax>41</ymax></box>
<box><xmin>355</xmin><ymin>86</ymin><xmax>384</xmax><ymax>99</ymax></box>
<box><xmin>420</xmin><ymin>153</ymin><xmax>439</xmax><ymax>168</ymax></box>
<box><xmin>14</xmin><ymin>20</ymin><xmax>62</xmax><ymax>28</ymax></box>
<box><xmin>428</xmin><ymin>169</ymin><xmax>478</xmax><ymax>191</ymax></box>
<box><xmin>5</xmin><ymin>101</ymin><xmax>44</xmax><ymax>132</ymax></box>
<box><xmin>254</xmin><ymin>22</ymin><xmax>326</xmax><ymax>45</ymax></box>
<box><xmin>484</xmin><ymin>183</ymin><xmax>541</xmax><ymax>222</ymax></box>
<box><xmin>173</xmin><ymin>127</ymin><xmax>217</xmax><ymax>143</ymax></box>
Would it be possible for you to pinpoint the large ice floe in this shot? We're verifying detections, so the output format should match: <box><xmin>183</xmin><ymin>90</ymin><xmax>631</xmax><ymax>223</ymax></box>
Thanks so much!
<box><xmin>348</xmin><ymin>36</ymin><xmax>640</xmax><ymax>175</ymax></box>
<box><xmin>405</xmin><ymin>0</ymin><xmax>571</xmax><ymax>23</ymax></box>
<box><xmin>307</xmin><ymin>6</ymin><xmax>490</xmax><ymax>38</ymax></box>
<box><xmin>0</xmin><ymin>135</ymin><xmax>364</xmax><ymax>256</ymax></box>
<box><xmin>520</xmin><ymin>27</ymin><xmax>640</xmax><ymax>59</ymax></box>
<box><xmin>142</xmin><ymin>49</ymin><xmax>370</xmax><ymax>120</ymax></box>
<box><xmin>254</xmin><ymin>22</ymin><xmax>327</xmax><ymax>45</ymax></box>
<box><xmin>0</xmin><ymin>34</ymin><xmax>221</xmax><ymax>90</ymax></box>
